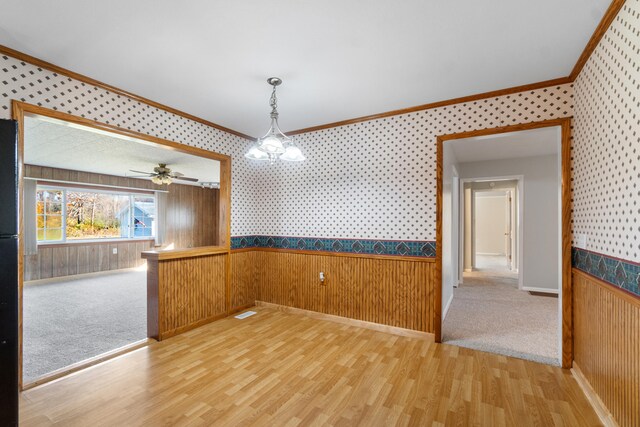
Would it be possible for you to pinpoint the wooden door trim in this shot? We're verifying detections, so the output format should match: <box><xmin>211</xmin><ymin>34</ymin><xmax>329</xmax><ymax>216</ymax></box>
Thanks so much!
<box><xmin>12</xmin><ymin>101</ymin><xmax>231</xmax><ymax>163</ymax></box>
<box><xmin>12</xmin><ymin>101</ymin><xmax>232</xmax><ymax>389</ymax></box>
<box><xmin>435</xmin><ymin>117</ymin><xmax>573</xmax><ymax>368</ymax></box>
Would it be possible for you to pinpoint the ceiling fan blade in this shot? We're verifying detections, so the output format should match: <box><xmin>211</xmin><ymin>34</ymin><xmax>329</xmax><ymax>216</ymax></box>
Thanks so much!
<box><xmin>129</xmin><ymin>170</ymin><xmax>153</xmax><ymax>175</ymax></box>
<box><xmin>127</xmin><ymin>175</ymin><xmax>154</xmax><ymax>178</ymax></box>
<box><xmin>173</xmin><ymin>176</ymin><xmax>199</xmax><ymax>182</ymax></box>
<box><xmin>172</xmin><ymin>171</ymin><xmax>184</xmax><ymax>177</ymax></box>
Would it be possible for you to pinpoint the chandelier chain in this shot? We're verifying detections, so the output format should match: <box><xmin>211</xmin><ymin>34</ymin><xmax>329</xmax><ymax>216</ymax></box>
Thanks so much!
<box><xmin>269</xmin><ymin>86</ymin><xmax>278</xmax><ymax>116</ymax></box>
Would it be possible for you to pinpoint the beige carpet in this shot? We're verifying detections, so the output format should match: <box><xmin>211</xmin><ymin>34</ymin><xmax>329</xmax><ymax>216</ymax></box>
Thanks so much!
<box><xmin>443</xmin><ymin>264</ymin><xmax>559</xmax><ymax>365</ymax></box>
<box><xmin>23</xmin><ymin>268</ymin><xmax>147</xmax><ymax>383</ymax></box>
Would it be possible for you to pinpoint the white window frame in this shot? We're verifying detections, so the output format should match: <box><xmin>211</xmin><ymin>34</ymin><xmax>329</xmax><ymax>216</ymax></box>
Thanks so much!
<box><xmin>36</xmin><ymin>185</ymin><xmax>157</xmax><ymax>245</ymax></box>
<box><xmin>36</xmin><ymin>188</ymin><xmax>65</xmax><ymax>243</ymax></box>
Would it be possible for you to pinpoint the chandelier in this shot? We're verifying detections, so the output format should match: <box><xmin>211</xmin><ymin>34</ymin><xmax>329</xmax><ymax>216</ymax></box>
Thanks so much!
<box><xmin>245</xmin><ymin>77</ymin><xmax>305</xmax><ymax>164</ymax></box>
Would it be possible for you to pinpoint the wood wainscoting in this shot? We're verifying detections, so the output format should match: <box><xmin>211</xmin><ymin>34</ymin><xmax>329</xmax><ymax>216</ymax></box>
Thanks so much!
<box><xmin>143</xmin><ymin>247</ymin><xmax>229</xmax><ymax>340</ymax></box>
<box><xmin>230</xmin><ymin>249</ymin><xmax>436</xmax><ymax>333</ymax></box>
<box><xmin>26</xmin><ymin>240</ymin><xmax>153</xmax><ymax>281</ymax></box>
<box><xmin>572</xmin><ymin>269</ymin><xmax>639</xmax><ymax>427</ymax></box>
<box><xmin>230</xmin><ymin>250</ymin><xmax>258</xmax><ymax>311</ymax></box>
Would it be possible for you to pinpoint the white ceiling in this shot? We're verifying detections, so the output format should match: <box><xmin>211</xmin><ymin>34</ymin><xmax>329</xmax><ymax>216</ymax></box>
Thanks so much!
<box><xmin>449</xmin><ymin>127</ymin><xmax>560</xmax><ymax>163</ymax></box>
<box><xmin>0</xmin><ymin>0</ymin><xmax>609</xmax><ymax>135</ymax></box>
<box><xmin>24</xmin><ymin>115</ymin><xmax>220</xmax><ymax>185</ymax></box>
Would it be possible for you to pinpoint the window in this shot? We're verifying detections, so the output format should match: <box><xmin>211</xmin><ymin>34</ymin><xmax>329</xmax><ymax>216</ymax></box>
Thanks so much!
<box><xmin>36</xmin><ymin>189</ymin><xmax>63</xmax><ymax>242</ymax></box>
<box><xmin>36</xmin><ymin>186</ymin><xmax>156</xmax><ymax>243</ymax></box>
<box><xmin>132</xmin><ymin>196</ymin><xmax>155</xmax><ymax>237</ymax></box>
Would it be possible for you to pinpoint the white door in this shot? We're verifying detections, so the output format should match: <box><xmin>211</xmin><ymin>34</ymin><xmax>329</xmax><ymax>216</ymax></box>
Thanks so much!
<box><xmin>505</xmin><ymin>189</ymin><xmax>517</xmax><ymax>270</ymax></box>
<box><xmin>452</xmin><ymin>175</ymin><xmax>459</xmax><ymax>285</ymax></box>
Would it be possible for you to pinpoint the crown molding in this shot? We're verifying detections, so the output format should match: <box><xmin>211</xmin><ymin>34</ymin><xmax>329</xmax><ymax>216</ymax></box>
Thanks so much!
<box><xmin>286</xmin><ymin>76</ymin><xmax>573</xmax><ymax>135</ymax></box>
<box><xmin>569</xmin><ymin>0</ymin><xmax>626</xmax><ymax>80</ymax></box>
<box><xmin>0</xmin><ymin>44</ymin><xmax>254</xmax><ymax>140</ymax></box>
<box><xmin>286</xmin><ymin>0</ymin><xmax>624</xmax><ymax>135</ymax></box>
<box><xmin>2</xmin><ymin>0</ymin><xmax>623</xmax><ymax>138</ymax></box>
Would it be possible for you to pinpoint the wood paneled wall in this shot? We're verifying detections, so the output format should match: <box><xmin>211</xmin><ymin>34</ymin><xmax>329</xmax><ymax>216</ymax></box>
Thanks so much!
<box><xmin>231</xmin><ymin>250</ymin><xmax>435</xmax><ymax>333</ymax></box>
<box><xmin>24</xmin><ymin>165</ymin><xmax>218</xmax><ymax>281</ymax></box>
<box><xmin>26</xmin><ymin>240</ymin><xmax>153</xmax><ymax>281</ymax></box>
<box><xmin>164</xmin><ymin>182</ymin><xmax>219</xmax><ymax>250</ymax></box>
<box><xmin>573</xmin><ymin>269</ymin><xmax>640</xmax><ymax>427</ymax></box>
<box><xmin>25</xmin><ymin>164</ymin><xmax>159</xmax><ymax>190</ymax></box>
<box><xmin>230</xmin><ymin>251</ymin><xmax>257</xmax><ymax>311</ymax></box>
<box><xmin>147</xmin><ymin>253</ymin><xmax>228</xmax><ymax>340</ymax></box>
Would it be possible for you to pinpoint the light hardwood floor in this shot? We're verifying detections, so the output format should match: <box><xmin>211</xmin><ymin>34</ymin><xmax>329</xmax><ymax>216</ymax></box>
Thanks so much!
<box><xmin>20</xmin><ymin>307</ymin><xmax>600</xmax><ymax>426</ymax></box>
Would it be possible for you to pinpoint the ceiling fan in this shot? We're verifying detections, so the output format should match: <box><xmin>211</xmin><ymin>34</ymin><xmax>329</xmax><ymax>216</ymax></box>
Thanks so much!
<box><xmin>128</xmin><ymin>163</ymin><xmax>198</xmax><ymax>185</ymax></box>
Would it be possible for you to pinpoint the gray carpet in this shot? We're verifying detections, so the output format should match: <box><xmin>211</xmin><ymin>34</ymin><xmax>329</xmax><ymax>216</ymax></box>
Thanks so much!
<box><xmin>23</xmin><ymin>269</ymin><xmax>147</xmax><ymax>383</ymax></box>
<box><xmin>443</xmin><ymin>266</ymin><xmax>559</xmax><ymax>366</ymax></box>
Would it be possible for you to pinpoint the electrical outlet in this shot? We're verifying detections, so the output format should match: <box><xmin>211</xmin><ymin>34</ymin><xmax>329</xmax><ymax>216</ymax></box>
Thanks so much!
<box><xmin>319</xmin><ymin>272</ymin><xmax>325</xmax><ymax>284</ymax></box>
<box><xmin>112</xmin><ymin>248</ymin><xmax>118</xmax><ymax>254</ymax></box>
<box><xmin>575</xmin><ymin>234</ymin><xmax>588</xmax><ymax>249</ymax></box>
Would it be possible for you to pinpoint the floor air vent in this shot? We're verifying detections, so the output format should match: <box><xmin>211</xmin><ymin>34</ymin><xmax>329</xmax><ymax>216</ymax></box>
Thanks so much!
<box><xmin>234</xmin><ymin>311</ymin><xmax>257</xmax><ymax>319</ymax></box>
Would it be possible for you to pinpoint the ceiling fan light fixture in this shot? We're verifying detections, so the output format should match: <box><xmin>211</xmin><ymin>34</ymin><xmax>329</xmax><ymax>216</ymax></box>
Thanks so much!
<box><xmin>154</xmin><ymin>163</ymin><xmax>171</xmax><ymax>174</ymax></box>
<box><xmin>132</xmin><ymin>163</ymin><xmax>196</xmax><ymax>185</ymax></box>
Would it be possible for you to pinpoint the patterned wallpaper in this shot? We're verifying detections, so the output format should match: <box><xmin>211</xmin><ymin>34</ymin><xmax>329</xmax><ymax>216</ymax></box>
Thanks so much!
<box><xmin>0</xmin><ymin>52</ymin><xmax>575</xmax><ymax>247</ymax></box>
<box><xmin>0</xmin><ymin>2</ymin><xmax>636</xmax><ymax>292</ymax></box>
<box><xmin>573</xmin><ymin>0</ymin><xmax>640</xmax><ymax>264</ymax></box>
<box><xmin>251</xmin><ymin>85</ymin><xmax>573</xmax><ymax>241</ymax></box>
<box><xmin>5</xmin><ymin>21</ymin><xmax>634</xmax><ymax>262</ymax></box>
<box><xmin>0</xmin><ymin>54</ymin><xmax>259</xmax><ymax>236</ymax></box>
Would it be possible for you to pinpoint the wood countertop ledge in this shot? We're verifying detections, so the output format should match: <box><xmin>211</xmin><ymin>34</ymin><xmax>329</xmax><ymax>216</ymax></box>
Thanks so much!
<box><xmin>141</xmin><ymin>246</ymin><xmax>229</xmax><ymax>261</ymax></box>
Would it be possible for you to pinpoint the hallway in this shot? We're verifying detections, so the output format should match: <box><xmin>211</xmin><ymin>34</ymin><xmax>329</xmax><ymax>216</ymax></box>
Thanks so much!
<box><xmin>442</xmin><ymin>266</ymin><xmax>559</xmax><ymax>365</ymax></box>
<box><xmin>474</xmin><ymin>254</ymin><xmax>511</xmax><ymax>271</ymax></box>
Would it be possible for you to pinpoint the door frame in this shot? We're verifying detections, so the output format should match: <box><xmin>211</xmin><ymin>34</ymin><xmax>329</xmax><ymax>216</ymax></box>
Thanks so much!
<box><xmin>460</xmin><ymin>176</ymin><xmax>523</xmax><ymax>289</ymax></box>
<box><xmin>12</xmin><ymin>101</ymin><xmax>233</xmax><ymax>389</ymax></box>
<box><xmin>435</xmin><ymin>117</ymin><xmax>572</xmax><ymax>368</ymax></box>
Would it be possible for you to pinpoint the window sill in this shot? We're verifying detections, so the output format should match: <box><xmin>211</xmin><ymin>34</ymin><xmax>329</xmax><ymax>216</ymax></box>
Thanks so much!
<box><xmin>36</xmin><ymin>238</ymin><xmax>156</xmax><ymax>249</ymax></box>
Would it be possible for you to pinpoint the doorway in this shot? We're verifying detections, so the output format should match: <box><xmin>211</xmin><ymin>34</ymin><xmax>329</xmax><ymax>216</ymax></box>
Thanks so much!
<box><xmin>462</xmin><ymin>178</ymin><xmax>522</xmax><ymax>283</ymax></box>
<box><xmin>474</xmin><ymin>189</ymin><xmax>513</xmax><ymax>271</ymax></box>
<box><xmin>436</xmin><ymin>118</ymin><xmax>572</xmax><ymax>368</ymax></box>
<box><xmin>13</xmin><ymin>102</ymin><xmax>228</xmax><ymax>389</ymax></box>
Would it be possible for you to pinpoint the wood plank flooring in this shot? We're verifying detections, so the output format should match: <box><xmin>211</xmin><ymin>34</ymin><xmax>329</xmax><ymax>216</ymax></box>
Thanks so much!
<box><xmin>20</xmin><ymin>307</ymin><xmax>600</xmax><ymax>426</ymax></box>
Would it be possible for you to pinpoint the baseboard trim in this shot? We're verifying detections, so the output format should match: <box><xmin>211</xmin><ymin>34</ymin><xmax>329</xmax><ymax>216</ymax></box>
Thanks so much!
<box><xmin>228</xmin><ymin>303</ymin><xmax>256</xmax><ymax>315</ymax></box>
<box><xmin>159</xmin><ymin>312</ymin><xmax>228</xmax><ymax>340</ymax></box>
<box><xmin>443</xmin><ymin>293</ymin><xmax>454</xmax><ymax>320</ymax></box>
<box><xmin>256</xmin><ymin>301</ymin><xmax>434</xmax><ymax>341</ymax></box>
<box><xmin>522</xmin><ymin>286</ymin><xmax>559</xmax><ymax>295</ymax></box>
<box><xmin>25</xmin><ymin>266</ymin><xmax>146</xmax><ymax>286</ymax></box>
<box><xmin>571</xmin><ymin>363</ymin><xmax>618</xmax><ymax>427</ymax></box>
<box><xmin>21</xmin><ymin>338</ymin><xmax>154</xmax><ymax>391</ymax></box>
